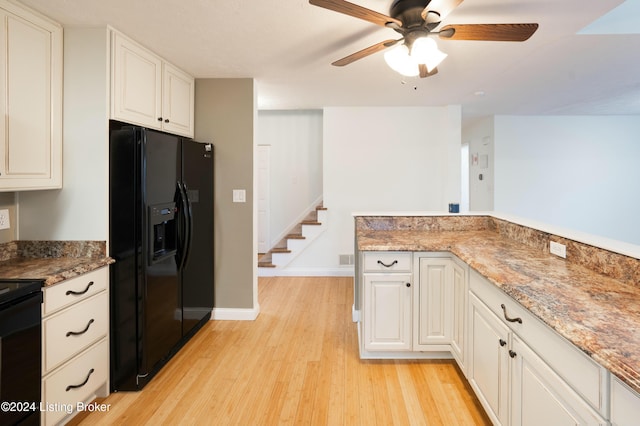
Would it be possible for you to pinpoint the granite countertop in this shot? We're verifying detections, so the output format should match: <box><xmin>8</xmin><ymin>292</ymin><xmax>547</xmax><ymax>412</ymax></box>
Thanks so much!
<box><xmin>357</xmin><ymin>227</ymin><xmax>640</xmax><ymax>395</ymax></box>
<box><xmin>0</xmin><ymin>241</ymin><xmax>114</xmax><ymax>286</ymax></box>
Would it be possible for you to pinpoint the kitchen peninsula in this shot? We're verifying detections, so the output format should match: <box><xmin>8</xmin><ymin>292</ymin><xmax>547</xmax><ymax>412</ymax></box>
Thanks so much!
<box><xmin>354</xmin><ymin>213</ymin><xmax>640</xmax><ymax>424</ymax></box>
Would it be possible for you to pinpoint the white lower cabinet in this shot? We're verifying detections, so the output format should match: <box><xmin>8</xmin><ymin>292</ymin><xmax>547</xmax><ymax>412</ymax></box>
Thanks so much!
<box><xmin>363</xmin><ymin>273</ymin><xmax>413</xmax><ymax>351</ymax></box>
<box><xmin>358</xmin><ymin>250</ymin><xmax>633</xmax><ymax>424</ymax></box>
<box><xmin>511</xmin><ymin>335</ymin><xmax>605</xmax><ymax>426</ymax></box>
<box><xmin>611</xmin><ymin>377</ymin><xmax>640</xmax><ymax>426</ymax></box>
<box><xmin>468</xmin><ymin>270</ymin><xmax>607</xmax><ymax>426</ymax></box>
<box><xmin>469</xmin><ymin>292</ymin><xmax>510</xmax><ymax>425</ymax></box>
<box><xmin>361</xmin><ymin>252</ymin><xmax>468</xmax><ymax>359</ymax></box>
<box><xmin>414</xmin><ymin>257</ymin><xmax>452</xmax><ymax>348</ymax></box>
<box><xmin>41</xmin><ymin>267</ymin><xmax>110</xmax><ymax>426</ymax></box>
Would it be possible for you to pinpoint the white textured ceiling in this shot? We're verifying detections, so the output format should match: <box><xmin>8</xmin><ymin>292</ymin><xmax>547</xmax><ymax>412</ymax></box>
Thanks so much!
<box><xmin>20</xmin><ymin>0</ymin><xmax>640</xmax><ymax>124</ymax></box>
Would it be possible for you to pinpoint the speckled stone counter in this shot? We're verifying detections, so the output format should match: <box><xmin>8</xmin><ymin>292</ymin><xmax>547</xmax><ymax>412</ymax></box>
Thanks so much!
<box><xmin>0</xmin><ymin>240</ymin><xmax>114</xmax><ymax>286</ymax></box>
<box><xmin>356</xmin><ymin>215</ymin><xmax>640</xmax><ymax>395</ymax></box>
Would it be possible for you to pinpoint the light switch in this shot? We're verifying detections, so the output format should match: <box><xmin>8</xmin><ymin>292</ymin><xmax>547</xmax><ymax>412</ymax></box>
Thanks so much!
<box><xmin>232</xmin><ymin>189</ymin><xmax>246</xmax><ymax>203</ymax></box>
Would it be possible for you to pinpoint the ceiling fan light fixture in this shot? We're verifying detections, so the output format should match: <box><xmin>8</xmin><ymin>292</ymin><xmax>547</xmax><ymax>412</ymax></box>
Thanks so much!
<box><xmin>384</xmin><ymin>44</ymin><xmax>419</xmax><ymax>77</ymax></box>
<box><xmin>411</xmin><ymin>37</ymin><xmax>448</xmax><ymax>72</ymax></box>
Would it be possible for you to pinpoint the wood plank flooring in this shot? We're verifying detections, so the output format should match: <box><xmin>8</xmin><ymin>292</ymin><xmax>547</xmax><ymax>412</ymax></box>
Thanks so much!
<box><xmin>74</xmin><ymin>276</ymin><xmax>490</xmax><ymax>425</ymax></box>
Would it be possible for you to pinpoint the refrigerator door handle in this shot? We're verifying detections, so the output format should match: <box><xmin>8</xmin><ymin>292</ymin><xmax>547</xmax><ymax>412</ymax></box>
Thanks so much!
<box><xmin>176</xmin><ymin>181</ymin><xmax>191</xmax><ymax>270</ymax></box>
<box><xmin>183</xmin><ymin>182</ymin><xmax>194</xmax><ymax>268</ymax></box>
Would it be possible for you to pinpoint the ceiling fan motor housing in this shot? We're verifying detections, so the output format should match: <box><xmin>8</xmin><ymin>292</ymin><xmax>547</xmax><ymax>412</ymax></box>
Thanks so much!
<box><xmin>390</xmin><ymin>0</ymin><xmax>431</xmax><ymax>28</ymax></box>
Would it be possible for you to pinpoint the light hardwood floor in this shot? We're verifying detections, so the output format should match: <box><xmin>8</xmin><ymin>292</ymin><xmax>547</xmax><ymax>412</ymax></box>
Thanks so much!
<box><xmin>74</xmin><ymin>276</ymin><xmax>490</xmax><ymax>425</ymax></box>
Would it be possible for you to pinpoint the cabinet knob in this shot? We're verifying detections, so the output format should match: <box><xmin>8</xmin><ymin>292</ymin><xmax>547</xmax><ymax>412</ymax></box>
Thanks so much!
<box><xmin>164</xmin><ymin>119</ymin><xmax>170</xmax><ymax>123</ymax></box>
<box><xmin>157</xmin><ymin>117</ymin><xmax>163</xmax><ymax>121</ymax></box>
<box><xmin>499</xmin><ymin>339</ymin><xmax>506</xmax><ymax>347</ymax></box>
<box><xmin>509</xmin><ymin>350</ymin><xmax>517</xmax><ymax>358</ymax></box>
<box><xmin>406</xmin><ymin>283</ymin><xmax>411</xmax><ymax>288</ymax></box>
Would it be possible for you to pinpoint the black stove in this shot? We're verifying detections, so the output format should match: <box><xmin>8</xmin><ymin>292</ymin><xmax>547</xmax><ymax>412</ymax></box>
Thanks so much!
<box><xmin>0</xmin><ymin>278</ymin><xmax>43</xmax><ymax>426</ymax></box>
<box><xmin>0</xmin><ymin>278</ymin><xmax>43</xmax><ymax>305</ymax></box>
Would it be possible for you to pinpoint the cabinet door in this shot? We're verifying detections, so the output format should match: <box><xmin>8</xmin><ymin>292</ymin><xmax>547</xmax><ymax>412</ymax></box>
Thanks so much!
<box><xmin>415</xmin><ymin>258</ymin><xmax>452</xmax><ymax>348</ymax></box>
<box><xmin>468</xmin><ymin>293</ymin><xmax>510</xmax><ymax>425</ymax></box>
<box><xmin>162</xmin><ymin>62</ymin><xmax>194</xmax><ymax>137</ymax></box>
<box><xmin>451</xmin><ymin>260</ymin><xmax>467</xmax><ymax>370</ymax></box>
<box><xmin>510</xmin><ymin>335</ymin><xmax>606</xmax><ymax>426</ymax></box>
<box><xmin>611</xmin><ymin>377</ymin><xmax>640</xmax><ymax>426</ymax></box>
<box><xmin>111</xmin><ymin>32</ymin><xmax>162</xmax><ymax>129</ymax></box>
<box><xmin>0</xmin><ymin>7</ymin><xmax>62</xmax><ymax>190</ymax></box>
<box><xmin>363</xmin><ymin>274</ymin><xmax>412</xmax><ymax>352</ymax></box>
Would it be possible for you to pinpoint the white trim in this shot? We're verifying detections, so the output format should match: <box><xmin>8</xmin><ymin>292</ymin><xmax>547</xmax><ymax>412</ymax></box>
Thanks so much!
<box><xmin>258</xmin><ymin>267</ymin><xmax>354</xmax><ymax>277</ymax></box>
<box><xmin>269</xmin><ymin>195</ymin><xmax>324</xmax><ymax>249</ymax></box>
<box><xmin>352</xmin><ymin>305</ymin><xmax>360</xmax><ymax>323</ymax></box>
<box><xmin>211</xmin><ymin>305</ymin><xmax>260</xmax><ymax>321</ymax></box>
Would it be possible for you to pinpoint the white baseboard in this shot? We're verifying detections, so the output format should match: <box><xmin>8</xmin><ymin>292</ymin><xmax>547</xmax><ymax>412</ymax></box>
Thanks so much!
<box><xmin>211</xmin><ymin>305</ymin><xmax>260</xmax><ymax>321</ymax></box>
<box><xmin>352</xmin><ymin>305</ymin><xmax>360</xmax><ymax>323</ymax></box>
<box><xmin>259</xmin><ymin>267</ymin><xmax>354</xmax><ymax>277</ymax></box>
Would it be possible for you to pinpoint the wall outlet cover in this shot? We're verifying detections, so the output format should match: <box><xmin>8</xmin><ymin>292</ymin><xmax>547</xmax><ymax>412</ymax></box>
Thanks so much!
<box><xmin>550</xmin><ymin>241</ymin><xmax>567</xmax><ymax>258</ymax></box>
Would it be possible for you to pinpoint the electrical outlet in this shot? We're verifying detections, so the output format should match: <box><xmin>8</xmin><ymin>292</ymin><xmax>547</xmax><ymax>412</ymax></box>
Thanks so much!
<box><xmin>0</xmin><ymin>209</ymin><xmax>10</xmax><ymax>230</ymax></box>
<box><xmin>550</xmin><ymin>241</ymin><xmax>567</xmax><ymax>258</ymax></box>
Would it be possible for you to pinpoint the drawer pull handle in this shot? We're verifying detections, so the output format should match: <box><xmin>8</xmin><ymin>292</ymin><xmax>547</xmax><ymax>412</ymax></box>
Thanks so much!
<box><xmin>66</xmin><ymin>281</ymin><xmax>94</xmax><ymax>296</ymax></box>
<box><xmin>501</xmin><ymin>304</ymin><xmax>523</xmax><ymax>324</ymax></box>
<box><xmin>66</xmin><ymin>319</ymin><xmax>95</xmax><ymax>337</ymax></box>
<box><xmin>499</xmin><ymin>339</ymin><xmax>507</xmax><ymax>347</ymax></box>
<box><xmin>377</xmin><ymin>260</ymin><xmax>398</xmax><ymax>268</ymax></box>
<box><xmin>509</xmin><ymin>350</ymin><xmax>517</xmax><ymax>358</ymax></box>
<box><xmin>66</xmin><ymin>368</ymin><xmax>95</xmax><ymax>392</ymax></box>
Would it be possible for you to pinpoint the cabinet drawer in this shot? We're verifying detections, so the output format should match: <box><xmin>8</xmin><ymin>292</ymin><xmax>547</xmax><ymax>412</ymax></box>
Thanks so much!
<box><xmin>363</xmin><ymin>252</ymin><xmax>411</xmax><ymax>272</ymax></box>
<box><xmin>43</xmin><ymin>267</ymin><xmax>108</xmax><ymax>315</ymax></box>
<box><xmin>43</xmin><ymin>292</ymin><xmax>108</xmax><ymax>373</ymax></box>
<box><xmin>42</xmin><ymin>339</ymin><xmax>108</xmax><ymax>426</ymax></box>
<box><xmin>469</xmin><ymin>269</ymin><xmax>606</xmax><ymax>414</ymax></box>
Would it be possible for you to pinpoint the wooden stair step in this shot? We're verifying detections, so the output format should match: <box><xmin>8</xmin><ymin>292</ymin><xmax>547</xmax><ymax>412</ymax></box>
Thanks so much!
<box><xmin>271</xmin><ymin>247</ymin><xmax>291</xmax><ymax>254</ymax></box>
<box><xmin>259</xmin><ymin>203</ymin><xmax>326</xmax><ymax>269</ymax></box>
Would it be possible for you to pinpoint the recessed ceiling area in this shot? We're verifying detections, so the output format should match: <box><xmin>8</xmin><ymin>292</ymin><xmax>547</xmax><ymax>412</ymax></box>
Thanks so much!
<box><xmin>19</xmin><ymin>0</ymin><xmax>640</xmax><ymax>124</ymax></box>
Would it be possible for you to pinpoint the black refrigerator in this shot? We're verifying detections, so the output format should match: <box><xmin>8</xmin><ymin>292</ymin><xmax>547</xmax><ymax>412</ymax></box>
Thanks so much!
<box><xmin>109</xmin><ymin>121</ymin><xmax>214</xmax><ymax>391</ymax></box>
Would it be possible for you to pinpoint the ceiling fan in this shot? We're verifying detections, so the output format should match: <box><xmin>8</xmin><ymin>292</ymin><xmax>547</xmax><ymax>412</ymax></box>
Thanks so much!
<box><xmin>309</xmin><ymin>0</ymin><xmax>539</xmax><ymax>78</ymax></box>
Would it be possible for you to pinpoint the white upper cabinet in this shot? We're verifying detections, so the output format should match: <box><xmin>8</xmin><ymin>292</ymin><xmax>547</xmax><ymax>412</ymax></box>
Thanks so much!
<box><xmin>110</xmin><ymin>30</ymin><xmax>194</xmax><ymax>137</ymax></box>
<box><xmin>0</xmin><ymin>0</ymin><xmax>62</xmax><ymax>191</ymax></box>
<box><xmin>162</xmin><ymin>62</ymin><xmax>194</xmax><ymax>136</ymax></box>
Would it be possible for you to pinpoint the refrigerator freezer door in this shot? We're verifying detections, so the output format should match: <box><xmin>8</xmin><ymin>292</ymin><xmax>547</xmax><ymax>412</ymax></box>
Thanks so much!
<box><xmin>140</xmin><ymin>130</ymin><xmax>182</xmax><ymax>381</ymax></box>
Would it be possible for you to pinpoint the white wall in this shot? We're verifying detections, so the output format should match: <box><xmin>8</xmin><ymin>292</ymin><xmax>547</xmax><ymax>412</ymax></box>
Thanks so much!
<box><xmin>464</xmin><ymin>117</ymin><xmax>494</xmax><ymax>211</ymax></box>
<box><xmin>284</xmin><ymin>105</ymin><xmax>462</xmax><ymax>275</ymax></box>
<box><xmin>17</xmin><ymin>28</ymin><xmax>109</xmax><ymax>240</ymax></box>
<box><xmin>257</xmin><ymin>110</ymin><xmax>323</xmax><ymax>247</ymax></box>
<box><xmin>494</xmin><ymin>115</ymin><xmax>640</xmax><ymax>245</ymax></box>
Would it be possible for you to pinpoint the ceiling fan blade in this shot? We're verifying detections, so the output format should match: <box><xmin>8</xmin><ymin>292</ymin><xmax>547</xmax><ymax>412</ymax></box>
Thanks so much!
<box><xmin>332</xmin><ymin>39</ymin><xmax>399</xmax><ymax>66</ymax></box>
<box><xmin>419</xmin><ymin>64</ymin><xmax>438</xmax><ymax>78</ymax></box>
<box><xmin>421</xmin><ymin>0</ymin><xmax>464</xmax><ymax>24</ymax></box>
<box><xmin>309</xmin><ymin>0</ymin><xmax>402</xmax><ymax>28</ymax></box>
<box><xmin>438</xmin><ymin>23</ymin><xmax>538</xmax><ymax>41</ymax></box>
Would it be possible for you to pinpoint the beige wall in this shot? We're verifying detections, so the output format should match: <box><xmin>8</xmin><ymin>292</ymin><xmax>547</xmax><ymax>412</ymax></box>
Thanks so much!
<box><xmin>0</xmin><ymin>193</ymin><xmax>17</xmax><ymax>243</ymax></box>
<box><xmin>195</xmin><ymin>78</ymin><xmax>256</xmax><ymax>310</ymax></box>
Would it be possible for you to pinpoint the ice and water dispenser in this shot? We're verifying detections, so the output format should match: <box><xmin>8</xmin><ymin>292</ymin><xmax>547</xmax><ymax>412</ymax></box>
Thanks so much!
<box><xmin>148</xmin><ymin>202</ymin><xmax>177</xmax><ymax>263</ymax></box>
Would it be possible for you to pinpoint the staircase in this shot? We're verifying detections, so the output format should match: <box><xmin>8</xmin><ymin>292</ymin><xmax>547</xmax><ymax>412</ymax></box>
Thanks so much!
<box><xmin>258</xmin><ymin>205</ymin><xmax>328</xmax><ymax>275</ymax></box>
